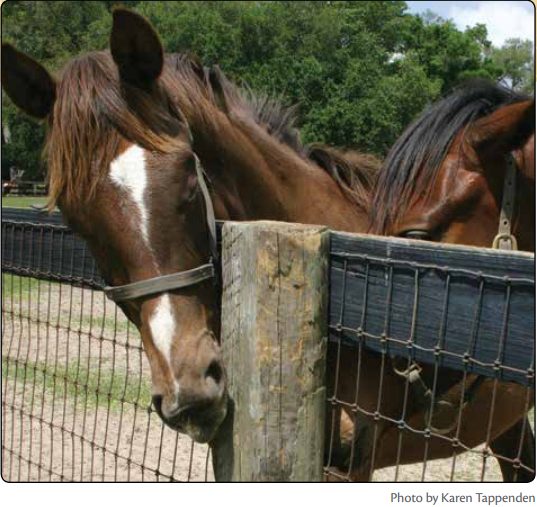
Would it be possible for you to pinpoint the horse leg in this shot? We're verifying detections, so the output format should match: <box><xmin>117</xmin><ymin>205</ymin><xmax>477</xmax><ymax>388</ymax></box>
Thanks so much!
<box><xmin>490</xmin><ymin>417</ymin><xmax>535</xmax><ymax>482</ymax></box>
<box><xmin>325</xmin><ymin>343</ymin><xmax>432</xmax><ymax>481</ymax></box>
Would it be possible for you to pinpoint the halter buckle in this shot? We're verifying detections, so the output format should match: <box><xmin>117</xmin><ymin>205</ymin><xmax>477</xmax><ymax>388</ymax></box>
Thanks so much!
<box><xmin>492</xmin><ymin>233</ymin><xmax>518</xmax><ymax>251</ymax></box>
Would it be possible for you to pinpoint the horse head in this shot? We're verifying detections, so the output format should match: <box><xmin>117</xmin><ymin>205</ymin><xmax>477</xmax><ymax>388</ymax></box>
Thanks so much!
<box><xmin>2</xmin><ymin>9</ymin><xmax>227</xmax><ymax>443</ymax></box>
<box><xmin>371</xmin><ymin>80</ymin><xmax>535</xmax><ymax>253</ymax></box>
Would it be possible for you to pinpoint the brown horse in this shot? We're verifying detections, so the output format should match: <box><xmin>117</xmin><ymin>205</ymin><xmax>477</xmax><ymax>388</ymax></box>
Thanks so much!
<box><xmin>1</xmin><ymin>9</ymin><xmax>381</xmax><ymax>450</ymax></box>
<box><xmin>4</xmin><ymin>9</ymin><xmax>531</xmax><ymax>482</ymax></box>
<box><xmin>362</xmin><ymin>80</ymin><xmax>535</xmax><ymax>481</ymax></box>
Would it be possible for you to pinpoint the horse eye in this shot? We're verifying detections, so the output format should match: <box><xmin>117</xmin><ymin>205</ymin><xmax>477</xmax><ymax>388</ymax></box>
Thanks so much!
<box><xmin>401</xmin><ymin>230</ymin><xmax>432</xmax><ymax>241</ymax></box>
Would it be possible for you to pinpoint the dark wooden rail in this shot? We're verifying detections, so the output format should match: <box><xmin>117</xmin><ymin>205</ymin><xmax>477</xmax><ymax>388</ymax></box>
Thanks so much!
<box><xmin>2</xmin><ymin>209</ymin><xmax>534</xmax><ymax>385</ymax></box>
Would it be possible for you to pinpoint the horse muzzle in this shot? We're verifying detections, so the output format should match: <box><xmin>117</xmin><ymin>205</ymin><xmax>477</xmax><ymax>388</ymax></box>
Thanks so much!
<box><xmin>152</xmin><ymin>390</ymin><xmax>228</xmax><ymax>443</ymax></box>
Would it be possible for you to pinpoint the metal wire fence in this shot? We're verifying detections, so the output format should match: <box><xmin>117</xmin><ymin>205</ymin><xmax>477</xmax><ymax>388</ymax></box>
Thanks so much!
<box><xmin>1</xmin><ymin>213</ymin><xmax>213</xmax><ymax>482</ymax></box>
<box><xmin>323</xmin><ymin>232</ymin><xmax>535</xmax><ymax>482</ymax></box>
<box><xmin>2</xmin><ymin>211</ymin><xmax>535</xmax><ymax>482</ymax></box>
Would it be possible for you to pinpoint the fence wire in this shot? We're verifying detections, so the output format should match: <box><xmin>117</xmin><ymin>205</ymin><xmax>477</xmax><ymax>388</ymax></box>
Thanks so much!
<box><xmin>324</xmin><ymin>249</ymin><xmax>535</xmax><ymax>482</ymax></box>
<box><xmin>2</xmin><ymin>219</ymin><xmax>213</xmax><ymax>482</ymax></box>
<box><xmin>2</xmin><ymin>214</ymin><xmax>535</xmax><ymax>482</ymax></box>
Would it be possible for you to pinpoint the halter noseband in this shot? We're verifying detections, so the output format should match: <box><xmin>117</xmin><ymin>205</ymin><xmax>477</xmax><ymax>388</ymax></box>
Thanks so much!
<box><xmin>103</xmin><ymin>154</ymin><xmax>218</xmax><ymax>302</ymax></box>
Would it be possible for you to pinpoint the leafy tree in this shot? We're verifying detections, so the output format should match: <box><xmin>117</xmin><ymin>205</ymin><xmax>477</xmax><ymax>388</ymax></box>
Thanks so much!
<box><xmin>491</xmin><ymin>38</ymin><xmax>534</xmax><ymax>94</ymax></box>
<box><xmin>1</xmin><ymin>1</ymin><xmax>534</xmax><ymax>181</ymax></box>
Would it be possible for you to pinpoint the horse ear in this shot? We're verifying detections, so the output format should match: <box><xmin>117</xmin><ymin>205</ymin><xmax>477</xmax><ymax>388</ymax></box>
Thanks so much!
<box><xmin>1</xmin><ymin>44</ymin><xmax>56</xmax><ymax>119</ymax></box>
<box><xmin>110</xmin><ymin>8</ymin><xmax>163</xmax><ymax>88</ymax></box>
<box><xmin>188</xmin><ymin>53</ymin><xmax>206</xmax><ymax>82</ymax></box>
<box><xmin>469</xmin><ymin>99</ymin><xmax>535</xmax><ymax>156</ymax></box>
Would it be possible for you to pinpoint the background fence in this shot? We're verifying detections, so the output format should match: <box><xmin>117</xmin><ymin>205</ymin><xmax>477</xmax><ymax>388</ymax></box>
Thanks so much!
<box><xmin>2</xmin><ymin>209</ymin><xmax>535</xmax><ymax>482</ymax></box>
<box><xmin>2</xmin><ymin>181</ymin><xmax>47</xmax><ymax>196</ymax></box>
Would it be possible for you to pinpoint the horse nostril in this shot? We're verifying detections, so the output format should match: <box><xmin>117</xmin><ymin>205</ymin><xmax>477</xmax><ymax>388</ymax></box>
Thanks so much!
<box><xmin>152</xmin><ymin>395</ymin><xmax>163</xmax><ymax>415</ymax></box>
<box><xmin>205</xmin><ymin>360</ymin><xmax>223</xmax><ymax>385</ymax></box>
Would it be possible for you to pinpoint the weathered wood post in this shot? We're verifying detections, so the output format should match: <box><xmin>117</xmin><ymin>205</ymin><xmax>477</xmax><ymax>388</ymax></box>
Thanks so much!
<box><xmin>212</xmin><ymin>221</ymin><xmax>329</xmax><ymax>481</ymax></box>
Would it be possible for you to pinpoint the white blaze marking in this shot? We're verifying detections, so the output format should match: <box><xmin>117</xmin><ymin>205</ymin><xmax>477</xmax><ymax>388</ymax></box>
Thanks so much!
<box><xmin>109</xmin><ymin>145</ymin><xmax>150</xmax><ymax>245</ymax></box>
<box><xmin>110</xmin><ymin>146</ymin><xmax>180</xmax><ymax>395</ymax></box>
<box><xmin>149</xmin><ymin>294</ymin><xmax>176</xmax><ymax>369</ymax></box>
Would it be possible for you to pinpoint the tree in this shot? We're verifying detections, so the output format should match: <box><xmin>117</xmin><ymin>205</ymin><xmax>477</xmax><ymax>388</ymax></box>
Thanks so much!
<box><xmin>2</xmin><ymin>1</ymin><xmax>532</xmax><ymax>179</ymax></box>
<box><xmin>491</xmin><ymin>38</ymin><xmax>534</xmax><ymax>94</ymax></box>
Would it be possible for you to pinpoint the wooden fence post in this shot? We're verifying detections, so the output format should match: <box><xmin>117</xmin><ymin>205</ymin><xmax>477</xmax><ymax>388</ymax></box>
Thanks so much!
<box><xmin>212</xmin><ymin>220</ymin><xmax>329</xmax><ymax>481</ymax></box>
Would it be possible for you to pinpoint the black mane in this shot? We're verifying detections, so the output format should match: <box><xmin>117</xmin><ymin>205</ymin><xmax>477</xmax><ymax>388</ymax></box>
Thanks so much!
<box><xmin>370</xmin><ymin>79</ymin><xmax>528</xmax><ymax>232</ymax></box>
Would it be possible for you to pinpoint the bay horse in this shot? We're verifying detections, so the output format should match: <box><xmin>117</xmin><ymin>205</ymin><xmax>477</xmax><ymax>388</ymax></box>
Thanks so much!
<box><xmin>1</xmin><ymin>9</ymin><xmax>380</xmax><ymax>452</ymax></box>
<box><xmin>3</xmin><ymin>9</ymin><xmax>531</xmax><ymax>482</ymax></box>
<box><xmin>361</xmin><ymin>80</ymin><xmax>535</xmax><ymax>481</ymax></box>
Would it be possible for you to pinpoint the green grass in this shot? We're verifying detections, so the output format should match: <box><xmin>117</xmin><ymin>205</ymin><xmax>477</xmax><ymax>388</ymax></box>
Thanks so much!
<box><xmin>2</xmin><ymin>273</ymin><xmax>44</xmax><ymax>299</ymax></box>
<box><xmin>2</xmin><ymin>195</ymin><xmax>50</xmax><ymax>209</ymax></box>
<box><xmin>2</xmin><ymin>274</ymin><xmax>131</xmax><ymax>333</ymax></box>
<box><xmin>2</xmin><ymin>356</ymin><xmax>152</xmax><ymax>411</ymax></box>
<box><xmin>78</xmin><ymin>314</ymin><xmax>132</xmax><ymax>334</ymax></box>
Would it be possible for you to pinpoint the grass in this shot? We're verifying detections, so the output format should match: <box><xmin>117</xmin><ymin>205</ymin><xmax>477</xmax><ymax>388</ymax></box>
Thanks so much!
<box><xmin>2</xmin><ymin>273</ymin><xmax>44</xmax><ymax>299</ymax></box>
<box><xmin>2</xmin><ymin>356</ymin><xmax>152</xmax><ymax>411</ymax></box>
<box><xmin>2</xmin><ymin>195</ymin><xmax>50</xmax><ymax>209</ymax></box>
<box><xmin>2</xmin><ymin>274</ymin><xmax>131</xmax><ymax>333</ymax></box>
<box><xmin>78</xmin><ymin>313</ymin><xmax>132</xmax><ymax>334</ymax></box>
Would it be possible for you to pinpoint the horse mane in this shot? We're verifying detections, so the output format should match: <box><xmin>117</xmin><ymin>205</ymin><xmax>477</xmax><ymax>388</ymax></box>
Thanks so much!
<box><xmin>305</xmin><ymin>144</ymin><xmax>380</xmax><ymax>210</ymax></box>
<box><xmin>192</xmin><ymin>58</ymin><xmax>377</xmax><ymax>210</ymax></box>
<box><xmin>370</xmin><ymin>79</ymin><xmax>528</xmax><ymax>233</ymax></box>
<box><xmin>47</xmin><ymin>49</ymin><xmax>376</xmax><ymax>212</ymax></box>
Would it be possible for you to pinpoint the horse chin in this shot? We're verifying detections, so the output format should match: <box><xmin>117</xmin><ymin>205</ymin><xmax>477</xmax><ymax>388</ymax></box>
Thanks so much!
<box><xmin>174</xmin><ymin>395</ymin><xmax>229</xmax><ymax>444</ymax></box>
<box><xmin>184</xmin><ymin>422</ymin><xmax>218</xmax><ymax>444</ymax></box>
<box><xmin>186</xmin><ymin>406</ymin><xmax>228</xmax><ymax>443</ymax></box>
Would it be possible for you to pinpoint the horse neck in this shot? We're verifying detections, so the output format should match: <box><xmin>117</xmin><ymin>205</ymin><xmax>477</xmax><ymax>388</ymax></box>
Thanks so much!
<box><xmin>187</xmin><ymin>109</ymin><xmax>369</xmax><ymax>233</ymax></box>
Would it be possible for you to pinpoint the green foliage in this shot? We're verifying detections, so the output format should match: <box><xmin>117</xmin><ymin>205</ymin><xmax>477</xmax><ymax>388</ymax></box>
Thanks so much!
<box><xmin>2</xmin><ymin>99</ymin><xmax>46</xmax><ymax>179</ymax></box>
<box><xmin>1</xmin><ymin>0</ymin><xmax>534</xmax><ymax>177</ymax></box>
<box><xmin>491</xmin><ymin>38</ymin><xmax>535</xmax><ymax>94</ymax></box>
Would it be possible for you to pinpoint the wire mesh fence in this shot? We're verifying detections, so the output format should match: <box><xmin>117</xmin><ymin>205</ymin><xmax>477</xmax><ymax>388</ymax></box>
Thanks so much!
<box><xmin>2</xmin><ymin>211</ymin><xmax>535</xmax><ymax>482</ymax></box>
<box><xmin>1</xmin><ymin>214</ymin><xmax>213</xmax><ymax>482</ymax></box>
<box><xmin>324</xmin><ymin>232</ymin><xmax>535</xmax><ymax>482</ymax></box>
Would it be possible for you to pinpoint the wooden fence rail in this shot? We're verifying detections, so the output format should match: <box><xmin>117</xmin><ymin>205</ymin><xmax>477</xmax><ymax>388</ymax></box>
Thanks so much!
<box><xmin>3</xmin><ymin>209</ymin><xmax>534</xmax><ymax>384</ymax></box>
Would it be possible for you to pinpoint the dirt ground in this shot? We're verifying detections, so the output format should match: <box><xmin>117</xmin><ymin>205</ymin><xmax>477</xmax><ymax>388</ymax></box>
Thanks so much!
<box><xmin>1</xmin><ymin>276</ymin><xmax>529</xmax><ymax>482</ymax></box>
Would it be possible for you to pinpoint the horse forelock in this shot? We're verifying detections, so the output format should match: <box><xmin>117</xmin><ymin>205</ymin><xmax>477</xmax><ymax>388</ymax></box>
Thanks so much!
<box><xmin>46</xmin><ymin>51</ymin><xmax>187</xmax><ymax>211</ymax></box>
<box><xmin>370</xmin><ymin>79</ymin><xmax>528</xmax><ymax>234</ymax></box>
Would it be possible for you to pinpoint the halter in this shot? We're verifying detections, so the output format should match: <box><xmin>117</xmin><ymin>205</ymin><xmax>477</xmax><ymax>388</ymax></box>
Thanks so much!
<box><xmin>492</xmin><ymin>153</ymin><xmax>518</xmax><ymax>251</ymax></box>
<box><xmin>104</xmin><ymin>153</ymin><xmax>218</xmax><ymax>302</ymax></box>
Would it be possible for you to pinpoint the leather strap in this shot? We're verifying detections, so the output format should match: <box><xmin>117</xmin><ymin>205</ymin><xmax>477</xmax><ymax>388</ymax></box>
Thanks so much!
<box><xmin>492</xmin><ymin>154</ymin><xmax>518</xmax><ymax>250</ymax></box>
<box><xmin>194</xmin><ymin>154</ymin><xmax>218</xmax><ymax>261</ymax></box>
<box><xmin>104</xmin><ymin>152</ymin><xmax>218</xmax><ymax>302</ymax></box>
<box><xmin>391</xmin><ymin>357</ymin><xmax>483</xmax><ymax>435</ymax></box>
<box><xmin>104</xmin><ymin>264</ymin><xmax>215</xmax><ymax>302</ymax></box>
